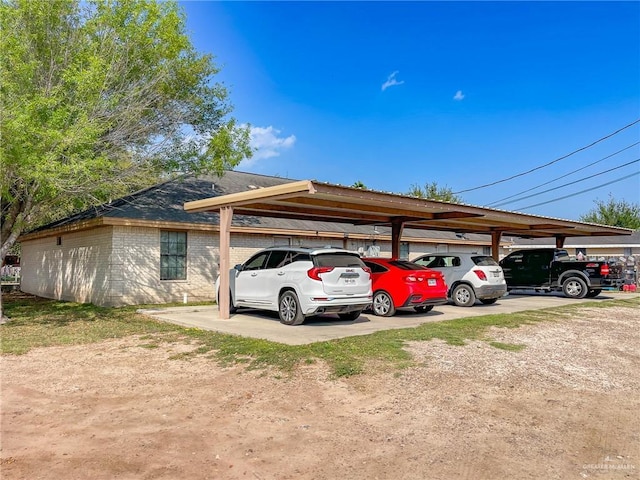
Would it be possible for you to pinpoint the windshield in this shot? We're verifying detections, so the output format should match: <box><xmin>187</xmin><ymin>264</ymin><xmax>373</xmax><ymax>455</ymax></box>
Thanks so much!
<box><xmin>389</xmin><ymin>260</ymin><xmax>429</xmax><ymax>270</ymax></box>
<box><xmin>472</xmin><ymin>256</ymin><xmax>499</xmax><ymax>266</ymax></box>
<box><xmin>314</xmin><ymin>253</ymin><xmax>366</xmax><ymax>268</ymax></box>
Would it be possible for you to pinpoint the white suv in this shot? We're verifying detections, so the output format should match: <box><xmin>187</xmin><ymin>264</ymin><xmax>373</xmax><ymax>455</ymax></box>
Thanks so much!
<box><xmin>218</xmin><ymin>246</ymin><xmax>373</xmax><ymax>325</ymax></box>
<box><xmin>412</xmin><ymin>253</ymin><xmax>507</xmax><ymax>307</ymax></box>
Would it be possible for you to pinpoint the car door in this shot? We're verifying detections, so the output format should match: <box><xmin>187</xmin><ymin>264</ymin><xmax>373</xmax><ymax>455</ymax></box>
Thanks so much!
<box><xmin>234</xmin><ymin>251</ymin><xmax>269</xmax><ymax>305</ymax></box>
<box><xmin>500</xmin><ymin>251</ymin><xmax>524</xmax><ymax>284</ymax></box>
<box><xmin>524</xmin><ymin>251</ymin><xmax>553</xmax><ymax>285</ymax></box>
<box><xmin>258</xmin><ymin>249</ymin><xmax>290</xmax><ymax>307</ymax></box>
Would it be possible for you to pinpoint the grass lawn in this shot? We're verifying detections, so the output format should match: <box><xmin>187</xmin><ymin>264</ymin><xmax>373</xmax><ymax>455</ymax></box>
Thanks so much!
<box><xmin>2</xmin><ymin>292</ymin><xmax>638</xmax><ymax>377</ymax></box>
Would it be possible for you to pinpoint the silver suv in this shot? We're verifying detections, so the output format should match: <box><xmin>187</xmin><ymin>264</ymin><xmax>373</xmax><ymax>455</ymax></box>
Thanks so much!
<box><xmin>412</xmin><ymin>253</ymin><xmax>507</xmax><ymax>307</ymax></box>
<box><xmin>219</xmin><ymin>246</ymin><xmax>373</xmax><ymax>325</ymax></box>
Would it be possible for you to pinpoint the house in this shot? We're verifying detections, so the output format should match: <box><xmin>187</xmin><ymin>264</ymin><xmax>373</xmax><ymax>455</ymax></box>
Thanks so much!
<box><xmin>19</xmin><ymin>171</ymin><xmax>505</xmax><ymax>307</ymax></box>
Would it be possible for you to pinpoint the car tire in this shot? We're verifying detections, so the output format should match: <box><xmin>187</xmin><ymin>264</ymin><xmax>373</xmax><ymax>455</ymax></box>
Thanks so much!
<box><xmin>585</xmin><ymin>289</ymin><xmax>602</xmax><ymax>298</ymax></box>
<box><xmin>452</xmin><ymin>284</ymin><xmax>476</xmax><ymax>307</ymax></box>
<box><xmin>562</xmin><ymin>277</ymin><xmax>588</xmax><ymax>299</ymax></box>
<box><xmin>338</xmin><ymin>310</ymin><xmax>361</xmax><ymax>321</ymax></box>
<box><xmin>278</xmin><ymin>290</ymin><xmax>305</xmax><ymax>325</ymax></box>
<box><xmin>479</xmin><ymin>298</ymin><xmax>498</xmax><ymax>305</ymax></box>
<box><xmin>372</xmin><ymin>291</ymin><xmax>396</xmax><ymax>317</ymax></box>
<box><xmin>414</xmin><ymin>305</ymin><xmax>434</xmax><ymax>313</ymax></box>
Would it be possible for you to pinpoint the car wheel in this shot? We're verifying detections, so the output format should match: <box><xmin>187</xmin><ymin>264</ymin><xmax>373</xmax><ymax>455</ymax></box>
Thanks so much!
<box><xmin>338</xmin><ymin>310</ymin><xmax>361</xmax><ymax>321</ymax></box>
<box><xmin>414</xmin><ymin>305</ymin><xmax>434</xmax><ymax>313</ymax></box>
<box><xmin>278</xmin><ymin>291</ymin><xmax>305</xmax><ymax>325</ymax></box>
<box><xmin>562</xmin><ymin>277</ymin><xmax>588</xmax><ymax>299</ymax></box>
<box><xmin>452</xmin><ymin>284</ymin><xmax>476</xmax><ymax>307</ymax></box>
<box><xmin>372</xmin><ymin>291</ymin><xmax>396</xmax><ymax>317</ymax></box>
<box><xmin>480</xmin><ymin>298</ymin><xmax>498</xmax><ymax>305</ymax></box>
<box><xmin>585</xmin><ymin>289</ymin><xmax>602</xmax><ymax>298</ymax></box>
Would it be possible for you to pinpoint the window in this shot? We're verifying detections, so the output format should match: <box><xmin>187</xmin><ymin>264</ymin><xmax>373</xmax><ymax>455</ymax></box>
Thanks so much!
<box><xmin>160</xmin><ymin>231</ymin><xmax>187</xmax><ymax>280</ymax></box>
<box><xmin>243</xmin><ymin>252</ymin><xmax>269</xmax><ymax>271</ymax></box>
<box><xmin>56</xmin><ymin>236</ymin><xmax>62</xmax><ymax>246</ymax></box>
<box><xmin>265</xmin><ymin>250</ymin><xmax>288</xmax><ymax>269</ymax></box>
<box><xmin>364</xmin><ymin>261</ymin><xmax>388</xmax><ymax>274</ymax></box>
<box><xmin>400</xmin><ymin>242</ymin><xmax>410</xmax><ymax>260</ymax></box>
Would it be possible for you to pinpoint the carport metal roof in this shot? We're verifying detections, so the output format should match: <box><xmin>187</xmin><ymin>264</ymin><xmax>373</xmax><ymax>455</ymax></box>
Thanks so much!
<box><xmin>184</xmin><ymin>179</ymin><xmax>632</xmax><ymax>318</ymax></box>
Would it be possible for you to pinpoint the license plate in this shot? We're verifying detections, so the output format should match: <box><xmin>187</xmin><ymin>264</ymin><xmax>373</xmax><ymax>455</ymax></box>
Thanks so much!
<box><xmin>428</xmin><ymin>279</ymin><xmax>437</xmax><ymax>286</ymax></box>
<box><xmin>492</xmin><ymin>271</ymin><xmax>500</xmax><ymax>277</ymax></box>
<box><xmin>344</xmin><ymin>278</ymin><xmax>356</xmax><ymax>285</ymax></box>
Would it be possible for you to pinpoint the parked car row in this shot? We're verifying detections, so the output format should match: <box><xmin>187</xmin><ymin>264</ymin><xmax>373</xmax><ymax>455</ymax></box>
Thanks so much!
<box><xmin>216</xmin><ymin>246</ymin><xmax>510</xmax><ymax>325</ymax></box>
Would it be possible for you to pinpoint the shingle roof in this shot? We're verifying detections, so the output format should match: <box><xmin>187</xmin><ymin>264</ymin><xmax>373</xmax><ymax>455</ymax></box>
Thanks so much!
<box><xmin>26</xmin><ymin>170</ymin><xmax>491</xmax><ymax>243</ymax></box>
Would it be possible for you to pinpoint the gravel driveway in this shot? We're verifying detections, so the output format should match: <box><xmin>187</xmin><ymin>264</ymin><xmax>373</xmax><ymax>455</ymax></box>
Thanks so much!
<box><xmin>2</xmin><ymin>302</ymin><xmax>639</xmax><ymax>479</ymax></box>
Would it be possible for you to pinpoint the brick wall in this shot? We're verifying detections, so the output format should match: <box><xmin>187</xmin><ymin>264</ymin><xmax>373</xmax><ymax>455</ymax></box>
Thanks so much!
<box><xmin>20</xmin><ymin>226</ymin><xmax>495</xmax><ymax>307</ymax></box>
<box><xmin>21</xmin><ymin>227</ymin><xmax>114</xmax><ymax>305</ymax></box>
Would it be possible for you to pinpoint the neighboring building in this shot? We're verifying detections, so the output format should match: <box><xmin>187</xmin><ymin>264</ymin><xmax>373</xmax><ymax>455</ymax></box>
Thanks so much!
<box><xmin>506</xmin><ymin>231</ymin><xmax>640</xmax><ymax>260</ymax></box>
<box><xmin>19</xmin><ymin>171</ymin><xmax>500</xmax><ymax>307</ymax></box>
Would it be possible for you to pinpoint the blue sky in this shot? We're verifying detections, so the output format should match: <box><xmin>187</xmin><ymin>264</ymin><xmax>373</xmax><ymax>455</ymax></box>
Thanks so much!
<box><xmin>181</xmin><ymin>1</ymin><xmax>640</xmax><ymax>221</ymax></box>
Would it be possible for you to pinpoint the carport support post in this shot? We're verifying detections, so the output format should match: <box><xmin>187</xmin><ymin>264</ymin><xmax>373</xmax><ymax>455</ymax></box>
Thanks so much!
<box><xmin>391</xmin><ymin>220</ymin><xmax>404</xmax><ymax>259</ymax></box>
<box><xmin>491</xmin><ymin>231</ymin><xmax>502</xmax><ymax>261</ymax></box>
<box><xmin>555</xmin><ymin>235</ymin><xmax>566</xmax><ymax>248</ymax></box>
<box><xmin>219</xmin><ymin>206</ymin><xmax>233</xmax><ymax>319</ymax></box>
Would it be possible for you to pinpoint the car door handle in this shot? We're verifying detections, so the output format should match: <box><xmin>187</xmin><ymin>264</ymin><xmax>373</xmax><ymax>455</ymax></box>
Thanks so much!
<box><xmin>277</xmin><ymin>272</ymin><xmax>285</xmax><ymax>276</ymax></box>
<box><xmin>251</xmin><ymin>273</ymin><xmax>258</xmax><ymax>277</ymax></box>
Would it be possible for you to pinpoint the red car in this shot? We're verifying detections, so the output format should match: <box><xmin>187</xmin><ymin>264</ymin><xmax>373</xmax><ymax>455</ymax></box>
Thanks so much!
<box><xmin>362</xmin><ymin>257</ymin><xmax>448</xmax><ymax>317</ymax></box>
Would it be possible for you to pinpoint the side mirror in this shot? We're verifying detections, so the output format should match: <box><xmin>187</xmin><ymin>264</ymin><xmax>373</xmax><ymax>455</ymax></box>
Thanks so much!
<box><xmin>233</xmin><ymin>264</ymin><xmax>243</xmax><ymax>272</ymax></box>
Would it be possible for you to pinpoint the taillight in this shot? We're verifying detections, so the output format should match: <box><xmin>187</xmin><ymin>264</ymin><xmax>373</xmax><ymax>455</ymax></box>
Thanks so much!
<box><xmin>404</xmin><ymin>275</ymin><xmax>418</xmax><ymax>282</ymax></box>
<box><xmin>362</xmin><ymin>266</ymin><xmax>372</xmax><ymax>279</ymax></box>
<box><xmin>307</xmin><ymin>266</ymin><xmax>334</xmax><ymax>281</ymax></box>
<box><xmin>473</xmin><ymin>269</ymin><xmax>487</xmax><ymax>281</ymax></box>
<box><xmin>600</xmin><ymin>264</ymin><xmax>610</xmax><ymax>276</ymax></box>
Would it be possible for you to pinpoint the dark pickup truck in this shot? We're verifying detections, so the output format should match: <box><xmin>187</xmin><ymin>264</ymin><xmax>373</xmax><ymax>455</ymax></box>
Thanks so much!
<box><xmin>499</xmin><ymin>248</ymin><xmax>624</xmax><ymax>298</ymax></box>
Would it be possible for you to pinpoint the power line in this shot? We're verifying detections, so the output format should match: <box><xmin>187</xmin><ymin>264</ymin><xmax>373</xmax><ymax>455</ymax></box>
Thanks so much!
<box><xmin>513</xmin><ymin>171</ymin><xmax>640</xmax><ymax>211</ymax></box>
<box><xmin>489</xmin><ymin>158</ymin><xmax>639</xmax><ymax>208</ymax></box>
<box><xmin>485</xmin><ymin>142</ymin><xmax>640</xmax><ymax>207</ymax></box>
<box><xmin>453</xmin><ymin>118</ymin><xmax>640</xmax><ymax>194</ymax></box>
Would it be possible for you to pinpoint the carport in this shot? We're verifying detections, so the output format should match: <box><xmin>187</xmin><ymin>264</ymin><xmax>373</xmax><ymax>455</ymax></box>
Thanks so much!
<box><xmin>183</xmin><ymin>179</ymin><xmax>632</xmax><ymax>318</ymax></box>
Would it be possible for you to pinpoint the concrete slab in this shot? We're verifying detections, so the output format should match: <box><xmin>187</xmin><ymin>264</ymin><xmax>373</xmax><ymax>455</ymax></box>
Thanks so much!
<box><xmin>138</xmin><ymin>291</ymin><xmax>639</xmax><ymax>345</ymax></box>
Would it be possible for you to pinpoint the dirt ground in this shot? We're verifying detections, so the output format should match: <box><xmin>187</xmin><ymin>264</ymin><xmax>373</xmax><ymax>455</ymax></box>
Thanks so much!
<box><xmin>1</xmin><ymin>305</ymin><xmax>639</xmax><ymax>480</ymax></box>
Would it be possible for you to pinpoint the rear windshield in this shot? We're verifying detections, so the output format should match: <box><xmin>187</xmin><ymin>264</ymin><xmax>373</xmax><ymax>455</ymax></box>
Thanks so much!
<box><xmin>314</xmin><ymin>253</ymin><xmax>366</xmax><ymax>268</ymax></box>
<box><xmin>471</xmin><ymin>256</ymin><xmax>499</xmax><ymax>266</ymax></box>
<box><xmin>389</xmin><ymin>260</ymin><xmax>428</xmax><ymax>270</ymax></box>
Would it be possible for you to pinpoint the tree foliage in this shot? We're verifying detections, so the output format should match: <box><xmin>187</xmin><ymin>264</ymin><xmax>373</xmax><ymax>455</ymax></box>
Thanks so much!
<box><xmin>579</xmin><ymin>196</ymin><xmax>640</xmax><ymax>229</ymax></box>
<box><xmin>0</xmin><ymin>0</ymin><xmax>252</xmax><ymax>260</ymax></box>
<box><xmin>406</xmin><ymin>182</ymin><xmax>462</xmax><ymax>203</ymax></box>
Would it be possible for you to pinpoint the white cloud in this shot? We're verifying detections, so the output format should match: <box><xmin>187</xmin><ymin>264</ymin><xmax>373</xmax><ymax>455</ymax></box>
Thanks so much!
<box><xmin>381</xmin><ymin>71</ymin><xmax>405</xmax><ymax>91</ymax></box>
<box><xmin>249</xmin><ymin>126</ymin><xmax>296</xmax><ymax>161</ymax></box>
<box><xmin>453</xmin><ymin>90</ymin><xmax>465</xmax><ymax>101</ymax></box>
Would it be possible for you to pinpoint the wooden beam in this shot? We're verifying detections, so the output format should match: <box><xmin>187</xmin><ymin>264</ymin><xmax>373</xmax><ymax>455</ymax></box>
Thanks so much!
<box><xmin>555</xmin><ymin>235</ymin><xmax>566</xmax><ymax>248</ymax></box>
<box><xmin>218</xmin><ymin>206</ymin><xmax>233</xmax><ymax>319</ymax></box>
<box><xmin>491</xmin><ymin>231</ymin><xmax>502</xmax><ymax>261</ymax></box>
<box><xmin>184</xmin><ymin>180</ymin><xmax>316</xmax><ymax>213</ymax></box>
<box><xmin>391</xmin><ymin>219</ymin><xmax>404</xmax><ymax>259</ymax></box>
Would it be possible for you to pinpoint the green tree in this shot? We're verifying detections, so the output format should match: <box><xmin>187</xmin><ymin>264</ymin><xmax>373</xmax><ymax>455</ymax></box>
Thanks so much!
<box><xmin>406</xmin><ymin>182</ymin><xmax>462</xmax><ymax>203</ymax></box>
<box><xmin>0</xmin><ymin>0</ymin><xmax>252</xmax><ymax>262</ymax></box>
<box><xmin>579</xmin><ymin>196</ymin><xmax>640</xmax><ymax>229</ymax></box>
<box><xmin>351</xmin><ymin>180</ymin><xmax>367</xmax><ymax>189</ymax></box>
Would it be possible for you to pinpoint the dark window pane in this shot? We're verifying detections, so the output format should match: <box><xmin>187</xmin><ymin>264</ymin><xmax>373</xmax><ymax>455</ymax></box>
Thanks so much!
<box><xmin>160</xmin><ymin>231</ymin><xmax>187</xmax><ymax>280</ymax></box>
